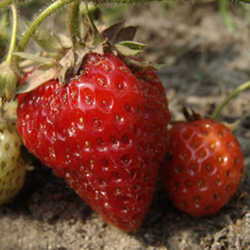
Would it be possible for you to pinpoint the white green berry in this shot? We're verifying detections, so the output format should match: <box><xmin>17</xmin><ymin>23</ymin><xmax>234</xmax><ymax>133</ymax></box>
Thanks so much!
<box><xmin>0</xmin><ymin>119</ymin><xmax>26</xmax><ymax>205</ymax></box>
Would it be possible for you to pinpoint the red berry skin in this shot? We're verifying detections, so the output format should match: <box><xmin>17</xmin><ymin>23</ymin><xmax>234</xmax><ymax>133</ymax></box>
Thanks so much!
<box><xmin>162</xmin><ymin>119</ymin><xmax>244</xmax><ymax>217</ymax></box>
<box><xmin>17</xmin><ymin>53</ymin><xmax>170</xmax><ymax>231</ymax></box>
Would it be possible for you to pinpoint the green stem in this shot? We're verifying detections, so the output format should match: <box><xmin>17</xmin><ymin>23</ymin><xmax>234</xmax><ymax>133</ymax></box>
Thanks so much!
<box><xmin>18</xmin><ymin>0</ymin><xmax>75</xmax><ymax>52</ymax></box>
<box><xmin>211</xmin><ymin>81</ymin><xmax>250</xmax><ymax>120</ymax></box>
<box><xmin>68</xmin><ymin>0</ymin><xmax>80</xmax><ymax>46</ymax></box>
<box><xmin>6</xmin><ymin>3</ymin><xmax>18</xmax><ymax>64</ymax></box>
<box><xmin>0</xmin><ymin>0</ymin><xmax>12</xmax><ymax>8</ymax></box>
<box><xmin>84</xmin><ymin>2</ymin><xmax>98</xmax><ymax>34</ymax></box>
<box><xmin>83</xmin><ymin>2</ymin><xmax>102</xmax><ymax>45</ymax></box>
<box><xmin>17</xmin><ymin>0</ymin><xmax>165</xmax><ymax>53</ymax></box>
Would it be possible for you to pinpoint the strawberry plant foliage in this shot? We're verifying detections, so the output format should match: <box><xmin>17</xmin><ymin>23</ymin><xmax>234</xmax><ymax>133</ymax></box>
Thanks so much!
<box><xmin>0</xmin><ymin>0</ymin><xmax>173</xmax><ymax>231</ymax></box>
<box><xmin>1</xmin><ymin>0</ymin><xmax>247</xmax><ymax>234</ymax></box>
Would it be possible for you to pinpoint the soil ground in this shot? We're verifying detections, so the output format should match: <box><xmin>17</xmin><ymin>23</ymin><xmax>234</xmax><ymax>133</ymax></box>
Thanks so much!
<box><xmin>0</xmin><ymin>2</ymin><xmax>250</xmax><ymax>250</ymax></box>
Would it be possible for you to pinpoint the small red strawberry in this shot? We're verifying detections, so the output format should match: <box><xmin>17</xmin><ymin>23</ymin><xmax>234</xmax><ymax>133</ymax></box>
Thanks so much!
<box><xmin>162</xmin><ymin>116</ymin><xmax>244</xmax><ymax>217</ymax></box>
<box><xmin>17</xmin><ymin>49</ymin><xmax>170</xmax><ymax>231</ymax></box>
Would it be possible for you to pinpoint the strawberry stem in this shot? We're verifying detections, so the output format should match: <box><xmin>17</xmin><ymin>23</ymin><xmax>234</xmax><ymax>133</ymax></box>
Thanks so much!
<box><xmin>83</xmin><ymin>2</ymin><xmax>103</xmax><ymax>46</ymax></box>
<box><xmin>182</xmin><ymin>106</ymin><xmax>202</xmax><ymax>121</ymax></box>
<box><xmin>211</xmin><ymin>81</ymin><xmax>250</xmax><ymax>120</ymax></box>
<box><xmin>18</xmin><ymin>0</ymin><xmax>75</xmax><ymax>52</ymax></box>
<box><xmin>6</xmin><ymin>2</ymin><xmax>18</xmax><ymax>65</ymax></box>
<box><xmin>0</xmin><ymin>0</ymin><xmax>12</xmax><ymax>8</ymax></box>
<box><xmin>68</xmin><ymin>0</ymin><xmax>81</xmax><ymax>46</ymax></box>
<box><xmin>17</xmin><ymin>0</ymin><xmax>163</xmax><ymax>52</ymax></box>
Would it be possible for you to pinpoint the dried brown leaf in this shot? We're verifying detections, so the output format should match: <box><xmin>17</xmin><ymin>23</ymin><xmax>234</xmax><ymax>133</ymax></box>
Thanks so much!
<box><xmin>102</xmin><ymin>22</ymin><xmax>124</xmax><ymax>43</ymax></box>
<box><xmin>58</xmin><ymin>49</ymin><xmax>75</xmax><ymax>83</ymax></box>
<box><xmin>17</xmin><ymin>68</ymin><xmax>58</xmax><ymax>94</ymax></box>
<box><xmin>115</xmin><ymin>26</ymin><xmax>137</xmax><ymax>43</ymax></box>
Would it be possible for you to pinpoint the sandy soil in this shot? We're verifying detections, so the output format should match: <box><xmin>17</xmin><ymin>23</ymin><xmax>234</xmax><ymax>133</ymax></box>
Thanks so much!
<box><xmin>0</xmin><ymin>2</ymin><xmax>250</xmax><ymax>250</ymax></box>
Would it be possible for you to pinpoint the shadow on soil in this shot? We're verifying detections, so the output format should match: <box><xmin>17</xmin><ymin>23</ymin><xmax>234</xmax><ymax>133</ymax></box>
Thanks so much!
<box><xmin>0</xmin><ymin>158</ymin><xmax>94</xmax><ymax>226</ymax></box>
<box><xmin>0</xmin><ymin>148</ymin><xmax>249</xmax><ymax>248</ymax></box>
<box><xmin>132</xmin><ymin>174</ymin><xmax>250</xmax><ymax>248</ymax></box>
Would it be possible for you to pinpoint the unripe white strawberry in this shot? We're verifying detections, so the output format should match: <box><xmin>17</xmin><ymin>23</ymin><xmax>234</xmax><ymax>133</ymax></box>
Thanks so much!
<box><xmin>0</xmin><ymin>118</ymin><xmax>26</xmax><ymax>205</ymax></box>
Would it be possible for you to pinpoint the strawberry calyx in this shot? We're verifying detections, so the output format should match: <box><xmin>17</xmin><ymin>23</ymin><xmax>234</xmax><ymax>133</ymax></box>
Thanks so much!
<box><xmin>179</xmin><ymin>106</ymin><xmax>241</xmax><ymax>134</ymax></box>
<box><xmin>16</xmin><ymin>14</ymin><xmax>151</xmax><ymax>94</ymax></box>
<box><xmin>182</xmin><ymin>106</ymin><xmax>203</xmax><ymax>122</ymax></box>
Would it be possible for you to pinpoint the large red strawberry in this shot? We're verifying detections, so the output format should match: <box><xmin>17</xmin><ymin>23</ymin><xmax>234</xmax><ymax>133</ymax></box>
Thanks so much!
<box><xmin>17</xmin><ymin>50</ymin><xmax>170</xmax><ymax>231</ymax></box>
<box><xmin>162</xmin><ymin>117</ymin><xmax>244</xmax><ymax>217</ymax></box>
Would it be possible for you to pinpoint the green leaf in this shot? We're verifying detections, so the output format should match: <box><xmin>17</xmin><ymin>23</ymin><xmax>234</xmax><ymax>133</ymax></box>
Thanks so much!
<box><xmin>117</xmin><ymin>41</ymin><xmax>146</xmax><ymax>50</ymax></box>
<box><xmin>14</xmin><ymin>52</ymin><xmax>55</xmax><ymax>65</ymax></box>
<box><xmin>33</xmin><ymin>29</ymin><xmax>65</xmax><ymax>53</ymax></box>
<box><xmin>115</xmin><ymin>41</ymin><xmax>146</xmax><ymax>56</ymax></box>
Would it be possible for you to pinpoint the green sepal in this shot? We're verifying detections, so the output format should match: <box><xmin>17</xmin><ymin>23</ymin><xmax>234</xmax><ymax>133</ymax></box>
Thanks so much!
<box><xmin>115</xmin><ymin>41</ymin><xmax>146</xmax><ymax>56</ymax></box>
<box><xmin>0</xmin><ymin>62</ymin><xmax>17</xmax><ymax>101</ymax></box>
<box><xmin>33</xmin><ymin>29</ymin><xmax>69</xmax><ymax>53</ymax></box>
<box><xmin>15</xmin><ymin>52</ymin><xmax>56</xmax><ymax>66</ymax></box>
<box><xmin>17</xmin><ymin>47</ymin><xmax>90</xmax><ymax>94</ymax></box>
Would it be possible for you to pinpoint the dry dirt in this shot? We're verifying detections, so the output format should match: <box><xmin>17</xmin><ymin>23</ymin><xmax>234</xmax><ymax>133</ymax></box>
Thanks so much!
<box><xmin>1</xmin><ymin>2</ymin><xmax>250</xmax><ymax>250</ymax></box>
